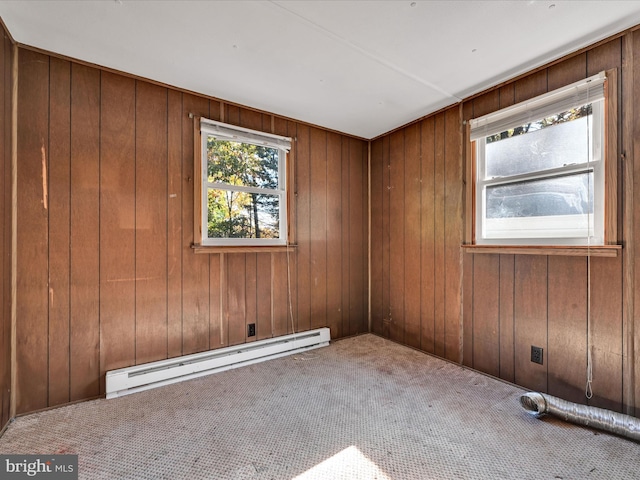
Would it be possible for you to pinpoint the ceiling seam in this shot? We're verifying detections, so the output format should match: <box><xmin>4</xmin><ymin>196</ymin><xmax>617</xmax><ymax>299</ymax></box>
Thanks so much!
<box><xmin>267</xmin><ymin>0</ymin><xmax>462</xmax><ymax>103</ymax></box>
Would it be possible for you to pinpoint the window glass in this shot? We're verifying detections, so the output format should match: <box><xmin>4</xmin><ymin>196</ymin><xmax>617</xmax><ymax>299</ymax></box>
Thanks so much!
<box><xmin>207</xmin><ymin>189</ymin><xmax>280</xmax><ymax>239</ymax></box>
<box><xmin>207</xmin><ymin>139</ymin><xmax>279</xmax><ymax>188</ymax></box>
<box><xmin>485</xmin><ymin>171</ymin><xmax>594</xmax><ymax>219</ymax></box>
<box><xmin>484</xmin><ymin>107</ymin><xmax>591</xmax><ymax>178</ymax></box>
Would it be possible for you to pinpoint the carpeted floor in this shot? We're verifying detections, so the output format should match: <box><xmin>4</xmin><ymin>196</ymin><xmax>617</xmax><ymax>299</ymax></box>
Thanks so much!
<box><xmin>0</xmin><ymin>334</ymin><xmax>637</xmax><ymax>479</ymax></box>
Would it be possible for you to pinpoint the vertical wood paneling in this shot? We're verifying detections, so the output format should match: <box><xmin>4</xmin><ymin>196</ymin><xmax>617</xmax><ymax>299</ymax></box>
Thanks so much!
<box><xmin>99</xmin><ymin>72</ymin><xmax>135</xmax><ymax>384</ymax></box>
<box><xmin>310</xmin><ymin>127</ymin><xmax>327</xmax><ymax>330</ymax></box>
<box><xmin>5</xmin><ymin>39</ymin><xmax>12</xmax><ymax>419</ymax></box>
<box><xmin>285</xmin><ymin>120</ymin><xmax>298</xmax><ymax>334</ymax></box>
<box><xmin>361</xmin><ymin>139</ymin><xmax>369</xmax><ymax>334</ymax></box>
<box><xmin>369</xmin><ymin>139</ymin><xmax>383</xmax><ymax>336</ymax></box>
<box><xmin>262</xmin><ymin>114</ymin><xmax>272</xmax><ymax>133</ymax></box>
<box><xmin>587</xmin><ymin>38</ymin><xmax>622</xmax><ymax>75</ymax></box>
<box><xmin>443</xmin><ymin>107</ymin><xmax>462</xmax><ymax>362</ymax></box>
<box><xmin>514</xmin><ymin>69</ymin><xmax>548</xmax><ymax>103</ymax></box>
<box><xmin>271</xmin><ymin>252</ymin><xmax>288</xmax><ymax>337</ymax></box>
<box><xmin>48</xmin><ymin>57</ymin><xmax>71</xmax><ymax>405</ymax></box>
<box><xmin>462</xmin><ymin>253</ymin><xmax>473</xmax><ymax>367</ymax></box>
<box><xmin>167</xmin><ymin>89</ymin><xmax>183</xmax><ymax>358</ymax></box>
<box><xmin>451</xmin><ymin>37</ymin><xmax>628</xmax><ymax>406</ymax></box>
<box><xmin>547</xmin><ymin>257</ymin><xmax>587</xmax><ymax>404</ymax></box>
<box><xmin>498</xmin><ymin>255</ymin><xmax>515</xmax><ymax>382</ymax></box>
<box><xmin>630</xmin><ymin>29</ymin><xmax>640</xmax><ymax>416</ymax></box>
<box><xmin>209</xmin><ymin>100</ymin><xmax>222</xmax><ymax>123</ymax></box>
<box><xmin>420</xmin><ymin>118</ymin><xmax>435</xmax><ymax>353</ymax></box>
<box><xmin>181</xmin><ymin>94</ymin><xmax>210</xmax><ymax>354</ymax></box>
<box><xmin>209</xmin><ymin>254</ymin><xmax>222</xmax><ymax>347</ymax></box>
<box><xmin>255</xmin><ymin>253</ymin><xmax>271</xmax><ymax>340</ymax></box>
<box><xmin>69</xmin><ymin>63</ymin><xmax>101</xmax><ymax>401</ymax></box>
<box><xmin>326</xmin><ymin>132</ymin><xmax>343</xmax><ymax>338</ymax></box>
<box><xmin>389</xmin><ymin>131</ymin><xmax>405</xmax><ymax>342</ymax></box>
<box><xmin>245</xmin><ymin>253</ymin><xmax>257</xmax><ymax>342</ymax></box>
<box><xmin>433</xmin><ymin>113</ymin><xmax>446</xmax><ymax>357</ymax></box>
<box><xmin>0</xmin><ymin>35</ymin><xmax>3</xmax><ymax>429</ymax></box>
<box><xmin>227</xmin><ymin>254</ymin><xmax>246</xmax><ymax>346</ymax></box>
<box><xmin>1</xmin><ymin>31</ymin><xmax>11</xmax><ymax>427</ymax></box>
<box><xmin>381</xmin><ymin>136</ymin><xmax>390</xmax><ymax>339</ymax></box>
<box><xmin>16</xmin><ymin>49</ymin><xmax>49</xmax><ymax>413</ymax></box>
<box><xmin>514</xmin><ymin>256</ymin><xmax>548</xmax><ymax>393</ymax></box>
<box><xmin>589</xmin><ymin>256</ymin><xmax>623</xmax><ymax>411</ymax></box>
<box><xmin>498</xmin><ymin>84</ymin><xmax>515</xmax><ymax>109</ymax></box>
<box><xmin>341</xmin><ymin>136</ymin><xmax>351</xmax><ymax>336</ymax></box>
<box><xmin>358</xmin><ymin>35</ymin><xmax>624</xmax><ymax>404</ymax></box>
<box><xmin>472</xmin><ymin>254</ymin><xmax>500</xmax><ymax>376</ymax></box>
<box><xmin>548</xmin><ymin>53</ymin><xmax>587</xmax><ymax>90</ymax></box>
<box><xmin>135</xmin><ymin>82</ymin><xmax>168</xmax><ymax>365</ymax></box>
<box><xmin>239</xmin><ymin>108</ymin><xmax>262</xmax><ymax>132</ymax></box>
<box><xmin>225</xmin><ymin>104</ymin><xmax>240</xmax><ymax>126</ymax></box>
<box><xmin>12</xmin><ymin>49</ymin><xmax>368</xmax><ymax>415</ymax></box>
<box><xmin>270</xmin><ymin>118</ymin><xmax>290</xmax><ymax>338</ymax></box>
<box><xmin>462</xmin><ymin>101</ymin><xmax>474</xmax><ymax>122</ymax></box>
<box><xmin>350</xmin><ymin>139</ymin><xmax>366</xmax><ymax>335</ymax></box>
<box><xmin>8</xmin><ymin>24</ymin><xmax>640</xmax><ymax>417</ymax></box>
<box><xmin>296</xmin><ymin>125</ymin><xmax>311</xmax><ymax>333</ymax></box>
<box><xmin>472</xmin><ymin>90</ymin><xmax>499</xmax><ymax>118</ymax></box>
<box><xmin>404</xmin><ymin>124</ymin><xmax>421</xmax><ymax>348</ymax></box>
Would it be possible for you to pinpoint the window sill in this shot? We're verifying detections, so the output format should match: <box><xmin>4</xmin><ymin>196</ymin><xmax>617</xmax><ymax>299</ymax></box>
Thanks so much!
<box><xmin>192</xmin><ymin>244</ymin><xmax>298</xmax><ymax>254</ymax></box>
<box><xmin>461</xmin><ymin>244</ymin><xmax>621</xmax><ymax>257</ymax></box>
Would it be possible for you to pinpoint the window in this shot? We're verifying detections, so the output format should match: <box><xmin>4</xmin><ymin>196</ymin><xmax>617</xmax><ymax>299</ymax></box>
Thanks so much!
<box><xmin>197</xmin><ymin>118</ymin><xmax>291</xmax><ymax>247</ymax></box>
<box><xmin>470</xmin><ymin>72</ymin><xmax>607</xmax><ymax>246</ymax></box>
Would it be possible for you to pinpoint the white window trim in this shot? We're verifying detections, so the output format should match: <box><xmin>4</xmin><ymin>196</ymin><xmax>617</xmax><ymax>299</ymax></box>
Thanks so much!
<box><xmin>199</xmin><ymin>119</ymin><xmax>291</xmax><ymax>247</ymax></box>
<box><xmin>471</xmin><ymin>72</ymin><xmax>606</xmax><ymax>246</ymax></box>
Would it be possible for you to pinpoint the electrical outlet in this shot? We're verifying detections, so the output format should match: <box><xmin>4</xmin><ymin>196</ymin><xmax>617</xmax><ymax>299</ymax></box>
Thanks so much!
<box><xmin>248</xmin><ymin>323</ymin><xmax>256</xmax><ymax>337</ymax></box>
<box><xmin>531</xmin><ymin>346</ymin><xmax>543</xmax><ymax>365</ymax></box>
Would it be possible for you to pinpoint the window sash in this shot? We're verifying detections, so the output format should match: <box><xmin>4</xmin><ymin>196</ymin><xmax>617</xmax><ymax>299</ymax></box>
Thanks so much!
<box><xmin>200</xmin><ymin>121</ymin><xmax>289</xmax><ymax>246</ymax></box>
<box><xmin>206</xmin><ymin>181</ymin><xmax>283</xmax><ymax>196</ymax></box>
<box><xmin>477</xmin><ymin>102</ymin><xmax>603</xmax><ymax>186</ymax></box>
<box><xmin>483</xmin><ymin>214</ymin><xmax>595</xmax><ymax>241</ymax></box>
<box><xmin>474</xmin><ymin>91</ymin><xmax>605</xmax><ymax>246</ymax></box>
<box><xmin>469</xmin><ymin>72</ymin><xmax>605</xmax><ymax>141</ymax></box>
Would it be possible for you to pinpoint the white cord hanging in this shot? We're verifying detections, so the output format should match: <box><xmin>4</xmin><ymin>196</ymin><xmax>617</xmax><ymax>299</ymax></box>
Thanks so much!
<box><xmin>585</xmin><ymin>81</ymin><xmax>593</xmax><ymax>400</ymax></box>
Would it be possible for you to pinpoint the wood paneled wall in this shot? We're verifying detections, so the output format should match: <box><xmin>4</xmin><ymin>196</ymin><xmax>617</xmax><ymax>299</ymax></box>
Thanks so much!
<box><xmin>371</xmin><ymin>34</ymin><xmax>640</xmax><ymax>414</ymax></box>
<box><xmin>14</xmin><ymin>48</ymin><xmax>368</xmax><ymax>415</ymax></box>
<box><xmin>465</xmin><ymin>253</ymin><xmax>624</xmax><ymax>411</ymax></box>
<box><xmin>8</xmin><ymin>22</ymin><xmax>640</xmax><ymax>421</ymax></box>
<box><xmin>0</xmin><ymin>26</ymin><xmax>12</xmax><ymax>430</ymax></box>
<box><xmin>370</xmin><ymin>107</ymin><xmax>463</xmax><ymax>363</ymax></box>
<box><xmin>461</xmin><ymin>38</ymin><xmax>632</xmax><ymax>413</ymax></box>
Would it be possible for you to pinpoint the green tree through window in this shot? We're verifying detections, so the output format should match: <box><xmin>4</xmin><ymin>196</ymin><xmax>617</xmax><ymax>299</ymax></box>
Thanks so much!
<box><xmin>206</xmin><ymin>139</ymin><xmax>281</xmax><ymax>239</ymax></box>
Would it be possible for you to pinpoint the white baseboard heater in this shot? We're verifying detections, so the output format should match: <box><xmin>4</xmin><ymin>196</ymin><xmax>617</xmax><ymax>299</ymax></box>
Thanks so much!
<box><xmin>106</xmin><ymin>327</ymin><xmax>330</xmax><ymax>399</ymax></box>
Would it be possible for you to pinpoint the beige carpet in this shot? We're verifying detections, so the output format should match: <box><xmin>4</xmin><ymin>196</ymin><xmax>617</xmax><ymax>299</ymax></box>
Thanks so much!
<box><xmin>0</xmin><ymin>334</ymin><xmax>637</xmax><ymax>479</ymax></box>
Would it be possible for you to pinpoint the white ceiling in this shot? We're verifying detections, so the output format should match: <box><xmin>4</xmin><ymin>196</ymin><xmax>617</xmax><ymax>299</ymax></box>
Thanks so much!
<box><xmin>1</xmin><ymin>1</ymin><xmax>640</xmax><ymax>139</ymax></box>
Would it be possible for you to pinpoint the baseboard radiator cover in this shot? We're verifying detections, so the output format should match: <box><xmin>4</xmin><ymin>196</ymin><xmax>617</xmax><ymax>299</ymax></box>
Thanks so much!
<box><xmin>106</xmin><ymin>328</ymin><xmax>331</xmax><ymax>399</ymax></box>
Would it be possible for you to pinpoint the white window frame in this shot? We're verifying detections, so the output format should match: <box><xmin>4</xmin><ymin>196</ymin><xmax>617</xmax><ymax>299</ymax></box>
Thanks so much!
<box><xmin>470</xmin><ymin>72</ymin><xmax>606</xmax><ymax>246</ymax></box>
<box><xmin>199</xmin><ymin>118</ymin><xmax>291</xmax><ymax>246</ymax></box>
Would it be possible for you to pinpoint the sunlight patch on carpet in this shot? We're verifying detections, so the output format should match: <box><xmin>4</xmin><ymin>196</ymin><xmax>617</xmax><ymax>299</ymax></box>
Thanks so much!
<box><xmin>293</xmin><ymin>446</ymin><xmax>391</xmax><ymax>480</ymax></box>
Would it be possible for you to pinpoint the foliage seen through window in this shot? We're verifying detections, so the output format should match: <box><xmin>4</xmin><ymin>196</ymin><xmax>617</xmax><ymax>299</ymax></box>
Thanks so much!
<box><xmin>206</xmin><ymin>139</ymin><xmax>281</xmax><ymax>240</ymax></box>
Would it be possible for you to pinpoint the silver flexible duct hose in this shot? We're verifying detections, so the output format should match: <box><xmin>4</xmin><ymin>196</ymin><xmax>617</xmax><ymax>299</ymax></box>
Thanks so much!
<box><xmin>520</xmin><ymin>392</ymin><xmax>640</xmax><ymax>442</ymax></box>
